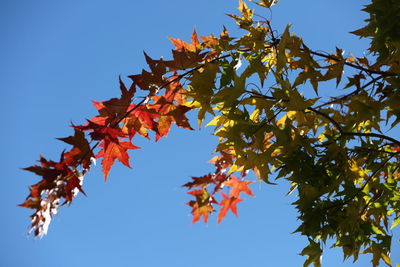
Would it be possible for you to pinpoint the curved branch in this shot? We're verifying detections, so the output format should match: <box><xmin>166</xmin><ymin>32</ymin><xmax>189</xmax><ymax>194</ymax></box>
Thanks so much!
<box><xmin>306</xmin><ymin>107</ymin><xmax>343</xmax><ymax>134</ymax></box>
<box><xmin>305</xmin><ymin>49</ymin><xmax>398</xmax><ymax>77</ymax></box>
<box><xmin>314</xmin><ymin>75</ymin><xmax>383</xmax><ymax>109</ymax></box>
<box><xmin>307</xmin><ymin>107</ymin><xmax>400</xmax><ymax>146</ymax></box>
<box><xmin>342</xmin><ymin>132</ymin><xmax>400</xmax><ymax>146</ymax></box>
<box><xmin>244</xmin><ymin>90</ymin><xmax>400</xmax><ymax>147</ymax></box>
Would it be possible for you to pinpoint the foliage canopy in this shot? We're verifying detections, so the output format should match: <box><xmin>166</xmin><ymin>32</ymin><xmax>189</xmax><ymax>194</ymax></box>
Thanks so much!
<box><xmin>21</xmin><ymin>0</ymin><xmax>400</xmax><ymax>266</ymax></box>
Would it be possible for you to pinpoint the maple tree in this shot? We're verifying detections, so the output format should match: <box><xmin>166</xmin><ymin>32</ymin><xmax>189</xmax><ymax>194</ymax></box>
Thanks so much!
<box><xmin>20</xmin><ymin>0</ymin><xmax>400</xmax><ymax>266</ymax></box>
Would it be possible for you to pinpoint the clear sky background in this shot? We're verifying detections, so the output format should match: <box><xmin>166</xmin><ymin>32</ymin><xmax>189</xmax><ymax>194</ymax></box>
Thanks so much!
<box><xmin>1</xmin><ymin>0</ymin><xmax>399</xmax><ymax>266</ymax></box>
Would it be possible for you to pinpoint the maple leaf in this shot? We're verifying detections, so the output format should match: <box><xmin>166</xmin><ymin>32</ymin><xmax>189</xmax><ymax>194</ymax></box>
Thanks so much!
<box><xmin>130</xmin><ymin>105</ymin><xmax>160</xmax><ymax>130</ymax></box>
<box><xmin>89</xmin><ymin>77</ymin><xmax>136</xmax><ymax>125</ymax></box>
<box><xmin>187</xmin><ymin>189</ymin><xmax>209</xmax><ymax>201</ymax></box>
<box><xmin>20</xmin><ymin>2</ymin><xmax>400</xmax><ymax>264</ymax></box>
<box><xmin>143</xmin><ymin>52</ymin><xmax>167</xmax><ymax>78</ymax></box>
<box><xmin>217</xmin><ymin>192</ymin><xmax>243</xmax><ymax>223</ymax></box>
<box><xmin>186</xmin><ymin>189</ymin><xmax>215</xmax><ymax>223</ymax></box>
<box><xmin>58</xmin><ymin>128</ymin><xmax>90</xmax><ymax>149</ymax></box>
<box><xmin>57</xmin><ymin>128</ymin><xmax>93</xmax><ymax>169</ymax></box>
<box><xmin>187</xmin><ymin>202</ymin><xmax>214</xmax><ymax>223</ymax></box>
<box><xmin>155</xmin><ymin>116</ymin><xmax>173</xmax><ymax>140</ymax></box>
<box><xmin>128</xmin><ymin>52</ymin><xmax>168</xmax><ymax>93</ymax></box>
<box><xmin>165</xmin><ymin>30</ymin><xmax>205</xmax><ymax>71</ymax></box>
<box><xmin>129</xmin><ymin>70</ymin><xmax>165</xmax><ymax>93</ymax></box>
<box><xmin>23</xmin><ymin>155</ymin><xmax>82</xmax><ymax>192</ymax></box>
<box><xmin>223</xmin><ymin>176</ymin><xmax>255</xmax><ymax>198</ymax></box>
<box><xmin>164</xmin><ymin>50</ymin><xmax>204</xmax><ymax>71</ymax></box>
<box><xmin>201</xmin><ymin>34</ymin><xmax>219</xmax><ymax>48</ymax></box>
<box><xmin>152</xmin><ymin>73</ymin><xmax>187</xmax><ymax>105</ymax></box>
<box><xmin>168</xmin><ymin>29</ymin><xmax>201</xmax><ymax>53</ymax></box>
<box><xmin>23</xmin><ymin>155</ymin><xmax>86</xmax><ymax>198</ymax></box>
<box><xmin>23</xmin><ymin>156</ymin><xmax>61</xmax><ymax>182</ymax></box>
<box><xmin>96</xmin><ymin>140</ymin><xmax>140</xmax><ymax>180</ymax></box>
<box><xmin>154</xmin><ymin>104</ymin><xmax>193</xmax><ymax>141</ymax></box>
<box><xmin>75</xmin><ymin>120</ymin><xmax>124</xmax><ymax>142</ymax></box>
<box><xmin>21</xmin><ymin>153</ymin><xmax>88</xmax><ymax>237</ymax></box>
<box><xmin>64</xmin><ymin>174</ymin><xmax>86</xmax><ymax>202</ymax></box>
<box><xmin>18</xmin><ymin>199</ymin><xmax>41</xmax><ymax>209</ymax></box>
<box><xmin>250</xmin><ymin>0</ymin><xmax>280</xmax><ymax>8</ymax></box>
<box><xmin>165</xmin><ymin>105</ymin><xmax>193</xmax><ymax>129</ymax></box>
<box><xmin>182</xmin><ymin>174</ymin><xmax>214</xmax><ymax>189</ymax></box>
<box><xmin>122</xmin><ymin>115</ymin><xmax>149</xmax><ymax>139</ymax></box>
<box><xmin>21</xmin><ymin>178</ymin><xmax>50</xmax><ymax>201</ymax></box>
<box><xmin>122</xmin><ymin>104</ymin><xmax>160</xmax><ymax>139</ymax></box>
<box><xmin>209</xmin><ymin>150</ymin><xmax>236</xmax><ymax>173</ymax></box>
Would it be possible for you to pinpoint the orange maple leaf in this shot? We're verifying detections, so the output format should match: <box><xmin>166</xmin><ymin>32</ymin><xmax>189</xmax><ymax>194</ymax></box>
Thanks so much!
<box><xmin>224</xmin><ymin>176</ymin><xmax>254</xmax><ymax>198</ymax></box>
<box><xmin>186</xmin><ymin>189</ymin><xmax>215</xmax><ymax>223</ymax></box>
<box><xmin>97</xmin><ymin>141</ymin><xmax>140</xmax><ymax>180</ymax></box>
<box><xmin>122</xmin><ymin>104</ymin><xmax>160</xmax><ymax>139</ymax></box>
<box><xmin>217</xmin><ymin>192</ymin><xmax>243</xmax><ymax>223</ymax></box>
<box><xmin>168</xmin><ymin>29</ymin><xmax>201</xmax><ymax>53</ymax></box>
<box><xmin>188</xmin><ymin>202</ymin><xmax>214</xmax><ymax>223</ymax></box>
<box><xmin>154</xmin><ymin>104</ymin><xmax>193</xmax><ymax>141</ymax></box>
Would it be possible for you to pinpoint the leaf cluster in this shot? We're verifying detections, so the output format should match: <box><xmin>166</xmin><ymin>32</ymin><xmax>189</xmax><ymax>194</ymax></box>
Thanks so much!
<box><xmin>21</xmin><ymin>1</ymin><xmax>400</xmax><ymax>266</ymax></box>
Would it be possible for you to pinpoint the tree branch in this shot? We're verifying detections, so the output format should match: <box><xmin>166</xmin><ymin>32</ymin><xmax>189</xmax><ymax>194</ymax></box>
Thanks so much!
<box><xmin>244</xmin><ymin>90</ymin><xmax>400</xmax><ymax>147</ymax></box>
<box><xmin>314</xmin><ymin>75</ymin><xmax>383</xmax><ymax>109</ymax></box>
<box><xmin>305</xmin><ymin>48</ymin><xmax>398</xmax><ymax>77</ymax></box>
<box><xmin>79</xmin><ymin>53</ymin><xmax>233</xmax><ymax>169</ymax></box>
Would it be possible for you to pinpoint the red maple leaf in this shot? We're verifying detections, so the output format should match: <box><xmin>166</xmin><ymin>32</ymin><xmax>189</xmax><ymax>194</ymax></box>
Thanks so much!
<box><xmin>89</xmin><ymin>77</ymin><xmax>136</xmax><ymax>125</ymax></box>
<box><xmin>18</xmin><ymin>199</ymin><xmax>41</xmax><ymax>210</ymax></box>
<box><xmin>164</xmin><ymin>50</ymin><xmax>204</xmax><ymax>71</ymax></box>
<box><xmin>129</xmin><ymin>68</ymin><xmax>165</xmax><ymax>92</ymax></box>
<box><xmin>143</xmin><ymin>52</ymin><xmax>167</xmax><ymax>78</ymax></box>
<box><xmin>57</xmin><ymin>128</ymin><xmax>93</xmax><ymax>169</ymax></box>
<box><xmin>217</xmin><ymin>192</ymin><xmax>243</xmax><ymax>223</ymax></box>
<box><xmin>223</xmin><ymin>176</ymin><xmax>254</xmax><ymax>198</ymax></box>
<box><xmin>21</xmin><ymin>154</ymin><xmax>87</xmax><ymax>207</ymax></box>
<box><xmin>75</xmin><ymin>120</ymin><xmax>125</xmax><ymax>142</ymax></box>
<box><xmin>209</xmin><ymin>150</ymin><xmax>236</xmax><ymax>173</ymax></box>
<box><xmin>182</xmin><ymin>174</ymin><xmax>214</xmax><ymax>189</ymax></box>
<box><xmin>64</xmin><ymin>174</ymin><xmax>86</xmax><ymax>202</ymax></box>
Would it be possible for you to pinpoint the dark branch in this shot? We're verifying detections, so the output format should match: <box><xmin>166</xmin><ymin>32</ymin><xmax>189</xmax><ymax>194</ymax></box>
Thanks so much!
<box><xmin>306</xmin><ymin>49</ymin><xmax>398</xmax><ymax>77</ymax></box>
<box><xmin>314</xmin><ymin>75</ymin><xmax>383</xmax><ymax>109</ymax></box>
<box><xmin>244</xmin><ymin>91</ymin><xmax>400</xmax><ymax>147</ymax></box>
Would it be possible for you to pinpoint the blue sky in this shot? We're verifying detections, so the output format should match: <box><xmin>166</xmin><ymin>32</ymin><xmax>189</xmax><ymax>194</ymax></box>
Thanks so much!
<box><xmin>1</xmin><ymin>0</ymin><xmax>399</xmax><ymax>266</ymax></box>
